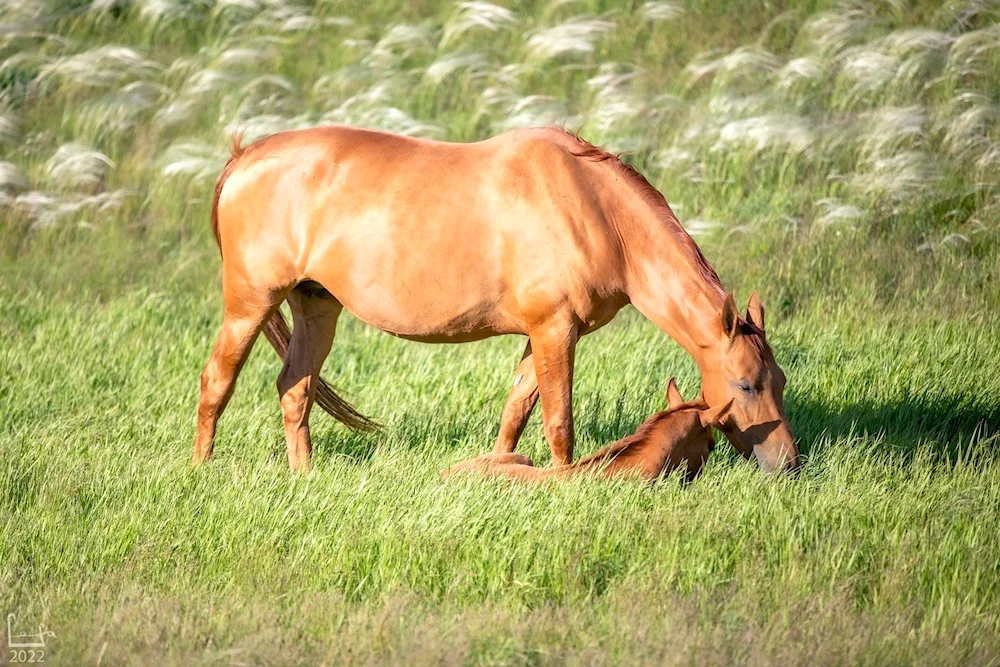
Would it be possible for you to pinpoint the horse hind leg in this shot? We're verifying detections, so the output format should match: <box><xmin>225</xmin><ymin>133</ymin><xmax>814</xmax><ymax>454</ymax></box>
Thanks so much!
<box><xmin>277</xmin><ymin>284</ymin><xmax>342</xmax><ymax>472</ymax></box>
<box><xmin>493</xmin><ymin>341</ymin><xmax>539</xmax><ymax>454</ymax></box>
<box><xmin>193</xmin><ymin>286</ymin><xmax>284</xmax><ymax>465</ymax></box>
<box><xmin>441</xmin><ymin>451</ymin><xmax>536</xmax><ymax>478</ymax></box>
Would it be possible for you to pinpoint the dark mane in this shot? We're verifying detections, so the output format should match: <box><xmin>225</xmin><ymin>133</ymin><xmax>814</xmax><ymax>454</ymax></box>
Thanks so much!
<box><xmin>561</xmin><ymin>129</ymin><xmax>724</xmax><ymax>293</ymax></box>
<box><xmin>740</xmin><ymin>322</ymin><xmax>770</xmax><ymax>353</ymax></box>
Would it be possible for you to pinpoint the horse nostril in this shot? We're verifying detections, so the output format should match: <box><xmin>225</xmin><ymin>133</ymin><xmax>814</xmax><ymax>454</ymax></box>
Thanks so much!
<box><xmin>782</xmin><ymin>445</ymin><xmax>803</xmax><ymax>474</ymax></box>
<box><xmin>753</xmin><ymin>442</ymin><xmax>800</xmax><ymax>474</ymax></box>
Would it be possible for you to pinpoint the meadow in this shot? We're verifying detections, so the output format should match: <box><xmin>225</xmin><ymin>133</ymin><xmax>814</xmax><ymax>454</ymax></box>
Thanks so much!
<box><xmin>2</xmin><ymin>0</ymin><xmax>999</xmax><ymax>664</ymax></box>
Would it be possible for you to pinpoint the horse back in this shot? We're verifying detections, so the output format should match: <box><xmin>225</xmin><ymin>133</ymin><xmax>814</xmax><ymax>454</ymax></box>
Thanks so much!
<box><xmin>215</xmin><ymin>126</ymin><xmax>630</xmax><ymax>338</ymax></box>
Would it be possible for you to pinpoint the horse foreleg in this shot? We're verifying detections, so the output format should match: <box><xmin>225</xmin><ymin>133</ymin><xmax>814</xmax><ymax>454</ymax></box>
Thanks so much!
<box><xmin>277</xmin><ymin>290</ymin><xmax>341</xmax><ymax>473</ymax></box>
<box><xmin>193</xmin><ymin>294</ymin><xmax>280</xmax><ymax>465</ymax></box>
<box><xmin>529</xmin><ymin>319</ymin><xmax>579</xmax><ymax>466</ymax></box>
<box><xmin>493</xmin><ymin>341</ymin><xmax>539</xmax><ymax>454</ymax></box>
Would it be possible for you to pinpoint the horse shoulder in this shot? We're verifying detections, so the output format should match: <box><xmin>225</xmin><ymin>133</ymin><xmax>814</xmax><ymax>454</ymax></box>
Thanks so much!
<box><xmin>491</xmin><ymin>133</ymin><xmax>629</xmax><ymax>319</ymax></box>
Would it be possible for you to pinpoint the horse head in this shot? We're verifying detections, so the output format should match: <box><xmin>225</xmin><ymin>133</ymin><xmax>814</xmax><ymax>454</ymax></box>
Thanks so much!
<box><xmin>699</xmin><ymin>292</ymin><xmax>800</xmax><ymax>473</ymax></box>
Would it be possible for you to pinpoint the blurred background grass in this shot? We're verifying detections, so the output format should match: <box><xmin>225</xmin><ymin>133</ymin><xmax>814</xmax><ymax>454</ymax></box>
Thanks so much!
<box><xmin>1</xmin><ymin>0</ymin><xmax>998</xmax><ymax>313</ymax></box>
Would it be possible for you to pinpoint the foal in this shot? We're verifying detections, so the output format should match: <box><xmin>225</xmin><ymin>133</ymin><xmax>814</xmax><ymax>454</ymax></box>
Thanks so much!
<box><xmin>443</xmin><ymin>379</ymin><xmax>732</xmax><ymax>484</ymax></box>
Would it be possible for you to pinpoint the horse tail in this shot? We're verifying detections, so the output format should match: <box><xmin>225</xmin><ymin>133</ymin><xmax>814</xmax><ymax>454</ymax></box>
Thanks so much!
<box><xmin>261</xmin><ymin>311</ymin><xmax>380</xmax><ymax>432</ymax></box>
<box><xmin>211</xmin><ymin>129</ymin><xmax>379</xmax><ymax>433</ymax></box>
<box><xmin>211</xmin><ymin>129</ymin><xmax>247</xmax><ymax>256</ymax></box>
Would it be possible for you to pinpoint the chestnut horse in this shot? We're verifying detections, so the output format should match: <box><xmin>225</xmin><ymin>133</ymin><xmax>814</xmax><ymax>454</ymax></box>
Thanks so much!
<box><xmin>442</xmin><ymin>379</ymin><xmax>732</xmax><ymax>483</ymax></box>
<box><xmin>193</xmin><ymin>126</ymin><xmax>799</xmax><ymax>473</ymax></box>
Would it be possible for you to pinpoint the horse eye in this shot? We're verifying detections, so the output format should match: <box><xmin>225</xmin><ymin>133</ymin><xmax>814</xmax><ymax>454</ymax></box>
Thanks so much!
<box><xmin>738</xmin><ymin>381</ymin><xmax>752</xmax><ymax>393</ymax></box>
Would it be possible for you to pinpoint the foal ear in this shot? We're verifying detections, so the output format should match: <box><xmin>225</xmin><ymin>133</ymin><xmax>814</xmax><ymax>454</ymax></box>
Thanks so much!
<box><xmin>746</xmin><ymin>290</ymin><xmax>765</xmax><ymax>334</ymax></box>
<box><xmin>721</xmin><ymin>292</ymin><xmax>740</xmax><ymax>340</ymax></box>
<box><xmin>665</xmin><ymin>377</ymin><xmax>684</xmax><ymax>409</ymax></box>
<box><xmin>700</xmin><ymin>400</ymin><xmax>733</xmax><ymax>429</ymax></box>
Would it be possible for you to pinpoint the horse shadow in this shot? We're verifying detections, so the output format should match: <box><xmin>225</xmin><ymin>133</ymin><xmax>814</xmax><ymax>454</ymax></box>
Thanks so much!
<box><xmin>576</xmin><ymin>388</ymin><xmax>1000</xmax><ymax>465</ymax></box>
<box><xmin>311</xmin><ymin>402</ymin><xmax>499</xmax><ymax>465</ymax></box>
<box><xmin>311</xmin><ymin>387</ymin><xmax>999</xmax><ymax>468</ymax></box>
<box><xmin>784</xmin><ymin>390</ymin><xmax>1000</xmax><ymax>462</ymax></box>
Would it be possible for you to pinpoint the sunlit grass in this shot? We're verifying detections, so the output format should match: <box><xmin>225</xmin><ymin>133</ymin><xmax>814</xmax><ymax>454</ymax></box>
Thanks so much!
<box><xmin>1</xmin><ymin>258</ymin><xmax>999</xmax><ymax>662</ymax></box>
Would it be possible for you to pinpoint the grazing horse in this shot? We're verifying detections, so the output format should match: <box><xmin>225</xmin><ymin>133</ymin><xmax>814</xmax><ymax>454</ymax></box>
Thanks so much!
<box><xmin>442</xmin><ymin>379</ymin><xmax>732</xmax><ymax>483</ymax></box>
<box><xmin>193</xmin><ymin>126</ymin><xmax>799</xmax><ymax>473</ymax></box>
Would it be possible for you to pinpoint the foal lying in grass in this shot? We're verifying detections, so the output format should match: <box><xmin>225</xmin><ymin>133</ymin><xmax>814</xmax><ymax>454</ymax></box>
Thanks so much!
<box><xmin>444</xmin><ymin>379</ymin><xmax>732</xmax><ymax>484</ymax></box>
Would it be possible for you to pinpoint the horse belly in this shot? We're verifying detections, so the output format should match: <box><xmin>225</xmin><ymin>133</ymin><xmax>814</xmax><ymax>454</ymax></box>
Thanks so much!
<box><xmin>351</xmin><ymin>284</ymin><xmax>520</xmax><ymax>343</ymax></box>
<box><xmin>306</xmin><ymin>216</ymin><xmax>522</xmax><ymax>342</ymax></box>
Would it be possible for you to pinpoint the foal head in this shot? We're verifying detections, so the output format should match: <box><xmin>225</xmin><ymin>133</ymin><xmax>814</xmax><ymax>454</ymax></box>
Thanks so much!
<box><xmin>665</xmin><ymin>379</ymin><xmax>732</xmax><ymax>440</ymax></box>
<box><xmin>698</xmin><ymin>292</ymin><xmax>800</xmax><ymax>473</ymax></box>
<box><xmin>659</xmin><ymin>378</ymin><xmax>733</xmax><ymax>479</ymax></box>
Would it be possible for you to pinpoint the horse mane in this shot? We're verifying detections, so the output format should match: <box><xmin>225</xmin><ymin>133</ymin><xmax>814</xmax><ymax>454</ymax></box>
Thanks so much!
<box><xmin>560</xmin><ymin>129</ymin><xmax>724</xmax><ymax>293</ymax></box>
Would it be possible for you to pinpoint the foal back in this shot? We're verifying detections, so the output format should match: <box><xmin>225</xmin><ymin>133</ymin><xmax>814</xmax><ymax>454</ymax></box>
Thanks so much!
<box><xmin>442</xmin><ymin>406</ymin><xmax>716</xmax><ymax>483</ymax></box>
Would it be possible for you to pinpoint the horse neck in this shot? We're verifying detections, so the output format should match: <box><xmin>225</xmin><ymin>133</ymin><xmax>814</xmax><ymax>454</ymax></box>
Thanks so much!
<box><xmin>612</xmin><ymin>194</ymin><xmax>728</xmax><ymax>367</ymax></box>
<box><xmin>618</xmin><ymin>409</ymin><xmax>700</xmax><ymax>470</ymax></box>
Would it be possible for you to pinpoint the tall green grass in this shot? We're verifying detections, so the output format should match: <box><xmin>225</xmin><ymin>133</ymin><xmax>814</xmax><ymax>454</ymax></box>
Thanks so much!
<box><xmin>1</xmin><ymin>0</ymin><xmax>999</xmax><ymax>663</ymax></box>
<box><xmin>2</xmin><ymin>275</ymin><xmax>999</xmax><ymax>663</ymax></box>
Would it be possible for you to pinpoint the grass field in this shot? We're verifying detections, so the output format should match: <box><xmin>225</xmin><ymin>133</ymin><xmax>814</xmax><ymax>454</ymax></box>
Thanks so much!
<box><xmin>2</xmin><ymin>0</ymin><xmax>1000</xmax><ymax>664</ymax></box>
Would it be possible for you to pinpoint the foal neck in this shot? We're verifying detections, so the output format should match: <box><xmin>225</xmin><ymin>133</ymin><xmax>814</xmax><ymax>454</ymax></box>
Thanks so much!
<box><xmin>606</xmin><ymin>407</ymin><xmax>705</xmax><ymax>471</ymax></box>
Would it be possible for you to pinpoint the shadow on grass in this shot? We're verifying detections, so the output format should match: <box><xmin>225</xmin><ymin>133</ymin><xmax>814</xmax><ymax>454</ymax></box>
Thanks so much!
<box><xmin>786</xmin><ymin>390</ymin><xmax>1000</xmax><ymax>461</ymax></box>
<box><xmin>312</xmin><ymin>432</ymin><xmax>381</xmax><ymax>465</ymax></box>
<box><xmin>577</xmin><ymin>386</ymin><xmax>1000</xmax><ymax>464</ymax></box>
<box><xmin>311</xmin><ymin>404</ymin><xmax>500</xmax><ymax>464</ymax></box>
<box><xmin>311</xmin><ymin>388</ymin><xmax>1000</xmax><ymax>467</ymax></box>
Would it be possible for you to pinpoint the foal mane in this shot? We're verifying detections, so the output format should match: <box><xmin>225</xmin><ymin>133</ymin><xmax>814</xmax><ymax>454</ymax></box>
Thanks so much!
<box><xmin>561</xmin><ymin>129</ymin><xmax>724</xmax><ymax>293</ymax></box>
<box><xmin>576</xmin><ymin>403</ymin><xmax>704</xmax><ymax>466</ymax></box>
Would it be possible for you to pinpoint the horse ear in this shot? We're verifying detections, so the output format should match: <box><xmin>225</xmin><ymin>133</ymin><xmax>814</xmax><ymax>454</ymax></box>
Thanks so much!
<box><xmin>746</xmin><ymin>290</ymin><xmax>765</xmax><ymax>334</ymax></box>
<box><xmin>721</xmin><ymin>292</ymin><xmax>740</xmax><ymax>340</ymax></box>
<box><xmin>700</xmin><ymin>399</ymin><xmax>733</xmax><ymax>429</ymax></box>
<box><xmin>666</xmin><ymin>377</ymin><xmax>684</xmax><ymax>409</ymax></box>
